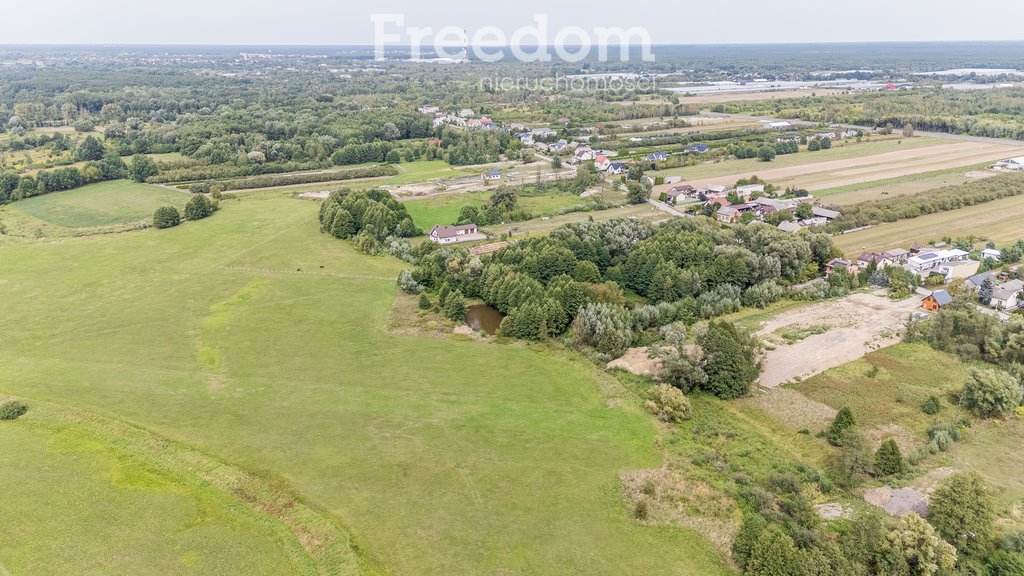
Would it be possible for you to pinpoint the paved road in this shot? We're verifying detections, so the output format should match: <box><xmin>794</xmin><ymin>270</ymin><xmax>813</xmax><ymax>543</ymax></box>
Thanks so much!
<box><xmin>702</xmin><ymin>111</ymin><xmax>1024</xmax><ymax>148</ymax></box>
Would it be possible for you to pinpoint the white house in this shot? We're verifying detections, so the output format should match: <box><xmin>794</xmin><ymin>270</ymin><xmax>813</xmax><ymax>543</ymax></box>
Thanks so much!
<box><xmin>481</xmin><ymin>169</ymin><xmax>502</xmax><ymax>182</ymax></box>
<box><xmin>429</xmin><ymin>224</ymin><xmax>480</xmax><ymax>244</ymax></box>
<box><xmin>607</xmin><ymin>162</ymin><xmax>628</xmax><ymax>175</ymax></box>
<box><xmin>991</xmin><ymin>280</ymin><xmax>1024</xmax><ymax>309</ymax></box>
<box><xmin>982</xmin><ymin>248</ymin><xmax>1003</xmax><ymax>261</ymax></box>
<box><xmin>764</xmin><ymin>121</ymin><xmax>793</xmax><ymax>130</ymax></box>
<box><xmin>594</xmin><ymin>155</ymin><xmax>612</xmax><ymax>172</ymax></box>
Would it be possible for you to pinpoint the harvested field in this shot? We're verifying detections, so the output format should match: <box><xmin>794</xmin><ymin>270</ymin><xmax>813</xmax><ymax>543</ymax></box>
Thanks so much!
<box><xmin>657</xmin><ymin>140</ymin><xmax>1024</xmax><ymax>194</ymax></box>
<box><xmin>755</xmin><ymin>292</ymin><xmax>922</xmax><ymax>388</ymax></box>
<box><xmin>833</xmin><ymin>192</ymin><xmax>1024</xmax><ymax>255</ymax></box>
<box><xmin>673</xmin><ymin>88</ymin><xmax>846</xmax><ymax>104</ymax></box>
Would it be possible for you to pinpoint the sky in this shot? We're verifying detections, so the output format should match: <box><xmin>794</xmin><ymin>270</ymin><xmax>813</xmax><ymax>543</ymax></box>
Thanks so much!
<box><xmin>2</xmin><ymin>0</ymin><xmax>1022</xmax><ymax>46</ymax></box>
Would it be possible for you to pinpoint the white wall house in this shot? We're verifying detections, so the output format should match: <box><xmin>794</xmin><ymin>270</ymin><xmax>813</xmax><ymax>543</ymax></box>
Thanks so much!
<box><xmin>430</xmin><ymin>224</ymin><xmax>480</xmax><ymax>244</ymax></box>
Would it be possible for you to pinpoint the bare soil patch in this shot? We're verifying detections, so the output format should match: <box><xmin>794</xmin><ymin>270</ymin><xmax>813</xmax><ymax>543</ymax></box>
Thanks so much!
<box><xmin>756</xmin><ymin>292</ymin><xmax>922</xmax><ymax>388</ymax></box>
<box><xmin>742</xmin><ymin>388</ymin><xmax>837</xmax><ymax>431</ymax></box>
<box><xmin>607</xmin><ymin>347</ymin><xmax>662</xmax><ymax>377</ymax></box>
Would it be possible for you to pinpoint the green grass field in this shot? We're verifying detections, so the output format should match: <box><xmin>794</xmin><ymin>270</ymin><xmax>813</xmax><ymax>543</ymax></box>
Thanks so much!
<box><xmin>6</xmin><ymin>179</ymin><xmax>191</xmax><ymax>229</ymax></box>
<box><xmin>792</xmin><ymin>343</ymin><xmax>1024</xmax><ymax>505</ymax></box>
<box><xmin>0</xmin><ymin>400</ymin><xmax>330</xmax><ymax>576</ymax></box>
<box><xmin>403</xmin><ymin>189</ymin><xmax>617</xmax><ymax>229</ymax></box>
<box><xmin>0</xmin><ymin>193</ymin><xmax>734</xmax><ymax>576</ymax></box>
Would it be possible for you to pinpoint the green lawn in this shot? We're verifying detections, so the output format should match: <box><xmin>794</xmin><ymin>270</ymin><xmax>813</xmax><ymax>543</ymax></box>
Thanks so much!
<box><xmin>7</xmin><ymin>179</ymin><xmax>191</xmax><ymax>229</ymax></box>
<box><xmin>0</xmin><ymin>193</ymin><xmax>734</xmax><ymax>576</ymax></box>
<box><xmin>403</xmin><ymin>189</ymin><xmax>620</xmax><ymax>230</ymax></box>
<box><xmin>795</xmin><ymin>344</ymin><xmax>969</xmax><ymax>437</ymax></box>
<box><xmin>0</xmin><ymin>401</ymin><xmax>324</xmax><ymax>576</ymax></box>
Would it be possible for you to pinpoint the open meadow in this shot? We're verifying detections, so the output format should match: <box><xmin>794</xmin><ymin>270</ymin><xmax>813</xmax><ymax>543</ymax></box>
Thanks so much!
<box><xmin>1</xmin><ymin>180</ymin><xmax>191</xmax><ymax>237</ymax></box>
<box><xmin>0</xmin><ymin>190</ymin><xmax>733</xmax><ymax>576</ymax></box>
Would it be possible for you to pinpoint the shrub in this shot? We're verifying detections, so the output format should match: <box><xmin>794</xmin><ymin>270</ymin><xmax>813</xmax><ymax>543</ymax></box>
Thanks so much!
<box><xmin>633</xmin><ymin>499</ymin><xmax>649</xmax><ymax>520</ymax></box>
<box><xmin>152</xmin><ymin>206</ymin><xmax>181</xmax><ymax>229</ymax></box>
<box><xmin>183</xmin><ymin>194</ymin><xmax>214</xmax><ymax>221</ymax></box>
<box><xmin>695</xmin><ymin>321</ymin><xmax>759</xmax><ymax>400</ymax></box>
<box><xmin>827</xmin><ymin>407</ymin><xmax>856</xmax><ymax>446</ymax></box>
<box><xmin>987</xmin><ymin>551</ymin><xmax>1024</xmax><ymax>576</ymax></box>
<box><xmin>644</xmin><ymin>383</ymin><xmax>692</xmax><ymax>423</ymax></box>
<box><xmin>0</xmin><ymin>400</ymin><xmax>28</xmax><ymax>421</ymax></box>
<box><xmin>962</xmin><ymin>367</ymin><xmax>1023</xmax><ymax>419</ymax></box>
<box><xmin>874</xmin><ymin>439</ymin><xmax>905</xmax><ymax>477</ymax></box>
<box><xmin>418</xmin><ymin>293</ymin><xmax>432</xmax><ymax>310</ymax></box>
<box><xmin>570</xmin><ymin>303</ymin><xmax>634</xmax><ymax>357</ymax></box>
<box><xmin>922</xmin><ymin>395</ymin><xmax>942</xmax><ymax>415</ymax></box>
<box><xmin>397</xmin><ymin>270</ymin><xmax>423</xmax><ymax>294</ymax></box>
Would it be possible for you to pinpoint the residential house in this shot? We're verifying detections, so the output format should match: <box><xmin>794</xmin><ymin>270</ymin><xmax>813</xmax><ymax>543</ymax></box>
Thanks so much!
<box><xmin>966</xmin><ymin>271</ymin><xmax>997</xmax><ymax>291</ymax></box>
<box><xmin>922</xmin><ymin>290</ymin><xmax>954</xmax><ymax>312</ymax></box>
<box><xmin>418</xmin><ymin>105</ymin><xmax>440</xmax><ymax>114</ymax></box>
<box><xmin>430</xmin><ymin>224</ymin><xmax>480</xmax><ymax>244</ymax></box>
<box><xmin>459</xmin><ymin>109</ymin><xmax>475</xmax><ymax>118</ymax></box>
<box><xmin>645</xmin><ymin>152</ymin><xmax>669</xmax><ymax>162</ymax></box>
<box><xmin>666</xmin><ymin>185</ymin><xmax>697</xmax><ymax>204</ymax></box>
<box><xmin>607</xmin><ymin>162</ymin><xmax>629</xmax><ymax>175</ymax></box>
<box><xmin>825</xmin><ymin>258</ymin><xmax>859</xmax><ymax>277</ymax></box>
<box><xmin>531</xmin><ymin>127</ymin><xmax>558</xmax><ymax>140</ymax></box>
<box><xmin>882</xmin><ymin>248</ymin><xmax>910</xmax><ymax>265</ymax></box>
<box><xmin>982</xmin><ymin>248</ymin><xmax>1003</xmax><ymax>261</ymax></box>
<box><xmin>857</xmin><ymin>252</ymin><xmax>894</xmax><ymax>270</ymax></box>
<box><xmin>685</xmin><ymin>144</ymin><xmax>710</xmax><ymax>154</ymax></box>
<box><xmin>481</xmin><ymin>169</ymin><xmax>502</xmax><ymax>182</ymax></box>
<box><xmin>594</xmin><ymin>155</ymin><xmax>612</xmax><ymax>172</ymax></box>
<box><xmin>717</xmin><ymin>206</ymin><xmax>741</xmax><ymax>223</ymax></box>
<box><xmin>572</xmin><ymin>147</ymin><xmax>596</xmax><ymax>163</ymax></box>
<box><xmin>991</xmin><ymin>280</ymin><xmax>1024</xmax><ymax>309</ymax></box>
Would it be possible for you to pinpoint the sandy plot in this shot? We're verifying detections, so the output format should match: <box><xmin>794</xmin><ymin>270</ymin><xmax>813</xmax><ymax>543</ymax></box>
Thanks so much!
<box><xmin>756</xmin><ymin>292</ymin><xmax>923</xmax><ymax>388</ymax></box>
<box><xmin>664</xmin><ymin>141</ymin><xmax>1024</xmax><ymax>193</ymax></box>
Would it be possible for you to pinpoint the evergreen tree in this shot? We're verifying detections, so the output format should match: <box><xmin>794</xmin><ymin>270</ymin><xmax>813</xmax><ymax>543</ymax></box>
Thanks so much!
<box><xmin>979</xmin><ymin>278</ymin><xmax>994</xmax><ymax>306</ymax></box>
<box><xmin>874</xmin><ymin>439</ymin><xmax>905</xmax><ymax>477</ymax></box>
<box><xmin>928</xmin><ymin>472</ymin><xmax>995</xmax><ymax>557</ymax></box>
<box><xmin>827</xmin><ymin>407</ymin><xmax>856</xmax><ymax>446</ymax></box>
<box><xmin>444</xmin><ymin>289</ymin><xmax>465</xmax><ymax>322</ymax></box>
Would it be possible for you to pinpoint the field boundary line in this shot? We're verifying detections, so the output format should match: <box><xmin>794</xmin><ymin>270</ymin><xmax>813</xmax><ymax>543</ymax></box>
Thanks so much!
<box><xmin>220</xmin><ymin>265</ymin><xmax>393</xmax><ymax>281</ymax></box>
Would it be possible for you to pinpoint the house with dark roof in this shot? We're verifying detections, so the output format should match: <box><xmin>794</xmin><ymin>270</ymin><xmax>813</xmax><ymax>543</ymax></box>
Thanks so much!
<box><xmin>429</xmin><ymin>224</ymin><xmax>481</xmax><ymax>244</ymax></box>
<box><xmin>645</xmin><ymin>152</ymin><xmax>669</xmax><ymax>162</ymax></box>
<box><xmin>685</xmin><ymin>144</ymin><xmax>710</xmax><ymax>154</ymax></box>
<box><xmin>607</xmin><ymin>162</ymin><xmax>629</xmax><ymax>175</ymax></box>
<box><xmin>922</xmin><ymin>290</ymin><xmax>953</xmax><ymax>312</ymax></box>
<box><xmin>966</xmin><ymin>271</ymin><xmax>997</xmax><ymax>291</ymax></box>
<box><xmin>991</xmin><ymin>280</ymin><xmax>1024</xmax><ymax>309</ymax></box>
<box><xmin>825</xmin><ymin>258</ymin><xmax>859</xmax><ymax>277</ymax></box>
<box><xmin>481</xmin><ymin>169</ymin><xmax>503</xmax><ymax>182</ymax></box>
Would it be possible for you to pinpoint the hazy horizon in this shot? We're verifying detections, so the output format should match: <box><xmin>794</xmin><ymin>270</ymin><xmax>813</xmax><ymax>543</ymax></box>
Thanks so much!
<box><xmin>4</xmin><ymin>0</ymin><xmax>1023</xmax><ymax>46</ymax></box>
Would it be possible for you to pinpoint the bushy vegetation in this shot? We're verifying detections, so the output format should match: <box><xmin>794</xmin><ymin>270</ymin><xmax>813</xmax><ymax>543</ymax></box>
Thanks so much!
<box><xmin>152</xmin><ymin>206</ymin><xmax>181</xmax><ymax>229</ymax></box>
<box><xmin>318</xmin><ymin>189</ymin><xmax>420</xmax><ymax>245</ymax></box>
<box><xmin>0</xmin><ymin>400</ymin><xmax>28</xmax><ymax>421</ymax></box>
<box><xmin>183</xmin><ymin>194</ymin><xmax>215</xmax><ymax>221</ymax></box>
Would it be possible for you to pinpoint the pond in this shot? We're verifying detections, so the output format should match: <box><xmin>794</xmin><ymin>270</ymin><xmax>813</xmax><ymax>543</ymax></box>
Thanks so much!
<box><xmin>464</xmin><ymin>304</ymin><xmax>504</xmax><ymax>335</ymax></box>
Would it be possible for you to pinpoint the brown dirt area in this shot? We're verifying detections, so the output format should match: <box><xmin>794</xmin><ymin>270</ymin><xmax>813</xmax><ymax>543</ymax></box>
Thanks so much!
<box><xmin>756</xmin><ymin>292</ymin><xmax>923</xmax><ymax>388</ymax></box>
<box><xmin>607</xmin><ymin>347</ymin><xmax>663</xmax><ymax>377</ymax></box>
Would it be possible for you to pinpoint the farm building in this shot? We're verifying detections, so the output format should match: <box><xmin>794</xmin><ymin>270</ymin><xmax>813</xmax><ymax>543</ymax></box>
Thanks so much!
<box><xmin>736</xmin><ymin>184</ymin><xmax>765</xmax><ymax>197</ymax></box>
<box><xmin>777</xmin><ymin>220</ymin><xmax>802</xmax><ymax>234</ymax></box>
<box><xmin>922</xmin><ymin>290</ymin><xmax>954</xmax><ymax>312</ymax></box>
<box><xmin>429</xmin><ymin>224</ymin><xmax>482</xmax><ymax>244</ymax></box>
<box><xmin>764</xmin><ymin>121</ymin><xmax>793</xmax><ymax>130</ymax></box>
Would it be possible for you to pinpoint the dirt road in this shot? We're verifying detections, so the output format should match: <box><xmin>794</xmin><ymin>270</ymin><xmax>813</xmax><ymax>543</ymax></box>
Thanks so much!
<box><xmin>756</xmin><ymin>292</ymin><xmax>923</xmax><ymax>388</ymax></box>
